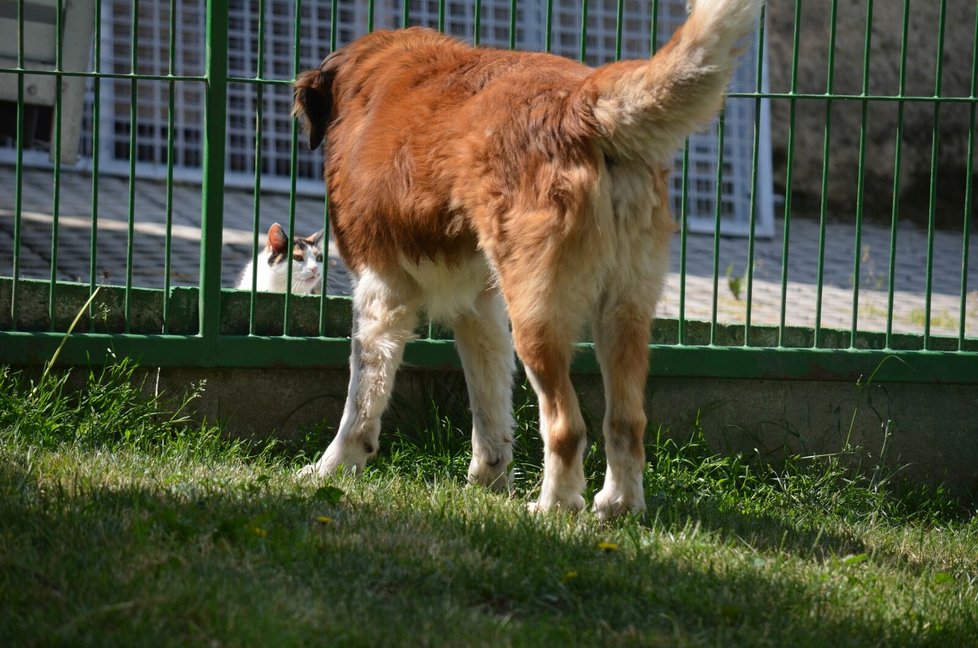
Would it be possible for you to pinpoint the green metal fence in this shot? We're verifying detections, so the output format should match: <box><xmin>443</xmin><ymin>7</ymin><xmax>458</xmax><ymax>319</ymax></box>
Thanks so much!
<box><xmin>0</xmin><ymin>0</ymin><xmax>976</xmax><ymax>384</ymax></box>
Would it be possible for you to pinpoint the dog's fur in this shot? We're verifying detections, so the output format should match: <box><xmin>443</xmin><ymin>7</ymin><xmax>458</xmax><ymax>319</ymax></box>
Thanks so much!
<box><xmin>294</xmin><ymin>0</ymin><xmax>762</xmax><ymax>517</ymax></box>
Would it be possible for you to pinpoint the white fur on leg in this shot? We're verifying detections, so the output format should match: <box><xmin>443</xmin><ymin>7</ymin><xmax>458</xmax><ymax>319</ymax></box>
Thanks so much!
<box><xmin>529</xmin><ymin>445</ymin><xmax>587</xmax><ymax>513</ymax></box>
<box><xmin>298</xmin><ymin>269</ymin><xmax>418</xmax><ymax>480</ymax></box>
<box><xmin>453</xmin><ymin>289</ymin><xmax>517</xmax><ymax>491</ymax></box>
<box><xmin>297</xmin><ymin>354</ymin><xmax>377</xmax><ymax>478</ymax></box>
<box><xmin>298</xmin><ymin>432</ymin><xmax>376</xmax><ymax>478</ymax></box>
<box><xmin>593</xmin><ymin>449</ymin><xmax>646</xmax><ymax>519</ymax></box>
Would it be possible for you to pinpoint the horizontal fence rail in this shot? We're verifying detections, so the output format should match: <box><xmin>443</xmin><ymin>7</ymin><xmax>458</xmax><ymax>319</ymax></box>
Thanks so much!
<box><xmin>0</xmin><ymin>0</ymin><xmax>976</xmax><ymax>384</ymax></box>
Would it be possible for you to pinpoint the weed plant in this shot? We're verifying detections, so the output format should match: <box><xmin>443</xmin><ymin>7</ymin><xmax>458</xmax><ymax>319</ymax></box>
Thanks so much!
<box><xmin>1</xmin><ymin>362</ymin><xmax>975</xmax><ymax>646</ymax></box>
<box><xmin>0</xmin><ymin>360</ymin><xmax>240</xmax><ymax>460</ymax></box>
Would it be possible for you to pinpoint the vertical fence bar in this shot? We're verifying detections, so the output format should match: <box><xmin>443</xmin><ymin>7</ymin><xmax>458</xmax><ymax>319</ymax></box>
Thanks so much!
<box><xmin>923</xmin><ymin>0</ymin><xmax>948</xmax><ymax>348</ymax></box>
<box><xmin>509</xmin><ymin>0</ymin><xmax>516</xmax><ymax>50</ymax></box>
<box><xmin>960</xmin><ymin>6</ymin><xmax>978</xmax><ymax>349</ymax></box>
<box><xmin>88</xmin><ymin>0</ymin><xmax>102</xmax><ymax>332</ymax></box>
<box><xmin>88</xmin><ymin>0</ymin><xmax>103</xmax><ymax>331</ymax></box>
<box><xmin>249</xmin><ymin>0</ymin><xmax>268</xmax><ymax>335</ymax></box>
<box><xmin>579</xmin><ymin>0</ymin><xmax>588</xmax><ymax>62</ymax></box>
<box><xmin>11</xmin><ymin>0</ymin><xmax>25</xmax><ymax>329</ymax></box>
<box><xmin>543</xmin><ymin>0</ymin><xmax>552</xmax><ymax>52</ymax></box>
<box><xmin>329</xmin><ymin>3</ymin><xmax>338</xmax><ymax>79</ymax></box>
<box><xmin>284</xmin><ymin>0</ymin><xmax>303</xmax><ymax>335</ymax></box>
<box><xmin>474</xmin><ymin>0</ymin><xmax>483</xmax><ymax>46</ymax></box>
<box><xmin>438</xmin><ymin>0</ymin><xmax>445</xmax><ymax>32</ymax></box>
<box><xmin>614</xmin><ymin>0</ymin><xmax>624</xmax><ymax>61</ymax></box>
<box><xmin>649</xmin><ymin>0</ymin><xmax>659</xmax><ymax>55</ymax></box>
<box><xmin>49</xmin><ymin>0</ymin><xmax>64</xmax><ymax>329</ymax></box>
<box><xmin>402</xmin><ymin>0</ymin><xmax>409</xmax><ymax>28</ymax></box>
<box><xmin>319</xmin><ymin>199</ymin><xmax>331</xmax><ymax>337</ymax></box>
<box><xmin>813</xmin><ymin>0</ymin><xmax>838</xmax><ymax>347</ymax></box>
<box><xmin>678</xmin><ymin>141</ymin><xmax>690</xmax><ymax>345</ymax></box>
<box><xmin>710</xmin><ymin>113</ymin><xmax>726</xmax><ymax>345</ymax></box>
<box><xmin>368</xmin><ymin>0</ymin><xmax>375</xmax><ymax>33</ymax></box>
<box><xmin>200</xmin><ymin>0</ymin><xmax>229</xmax><ymax>340</ymax></box>
<box><xmin>319</xmin><ymin>0</ymin><xmax>340</xmax><ymax>336</ymax></box>
<box><xmin>778</xmin><ymin>0</ymin><xmax>803</xmax><ymax>345</ymax></box>
<box><xmin>124</xmin><ymin>0</ymin><xmax>140</xmax><ymax>333</ymax></box>
<box><xmin>744</xmin><ymin>2</ymin><xmax>766</xmax><ymax>346</ymax></box>
<box><xmin>248</xmin><ymin>86</ymin><xmax>262</xmax><ymax>335</ymax></box>
<box><xmin>849</xmin><ymin>0</ymin><xmax>874</xmax><ymax>346</ymax></box>
<box><xmin>328</xmin><ymin>0</ymin><xmax>336</xmax><ymax>62</ymax></box>
<box><xmin>330</xmin><ymin>0</ymin><xmax>338</xmax><ymax>45</ymax></box>
<box><xmin>886</xmin><ymin>0</ymin><xmax>912</xmax><ymax>349</ymax></box>
<box><xmin>162</xmin><ymin>0</ymin><xmax>178</xmax><ymax>333</ymax></box>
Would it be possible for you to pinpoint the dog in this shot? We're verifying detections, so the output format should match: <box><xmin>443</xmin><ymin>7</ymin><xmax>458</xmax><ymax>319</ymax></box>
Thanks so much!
<box><xmin>293</xmin><ymin>0</ymin><xmax>762</xmax><ymax>518</ymax></box>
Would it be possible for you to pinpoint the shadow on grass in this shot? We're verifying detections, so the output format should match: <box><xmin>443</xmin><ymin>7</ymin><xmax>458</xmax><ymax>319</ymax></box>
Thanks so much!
<box><xmin>2</xmin><ymin>453</ymin><xmax>974</xmax><ymax>647</ymax></box>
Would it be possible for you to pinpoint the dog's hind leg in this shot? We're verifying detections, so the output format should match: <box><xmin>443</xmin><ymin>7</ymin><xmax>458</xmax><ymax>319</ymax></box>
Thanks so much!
<box><xmin>299</xmin><ymin>269</ymin><xmax>420</xmax><ymax>479</ymax></box>
<box><xmin>506</xmin><ymin>311</ymin><xmax>588</xmax><ymax>513</ymax></box>
<box><xmin>590</xmin><ymin>297</ymin><xmax>654</xmax><ymax>519</ymax></box>
<box><xmin>452</xmin><ymin>288</ymin><xmax>516</xmax><ymax>491</ymax></box>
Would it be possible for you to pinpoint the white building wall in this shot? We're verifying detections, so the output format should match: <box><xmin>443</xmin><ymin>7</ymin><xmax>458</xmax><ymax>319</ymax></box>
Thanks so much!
<box><xmin>2</xmin><ymin>0</ymin><xmax>771</xmax><ymax>235</ymax></box>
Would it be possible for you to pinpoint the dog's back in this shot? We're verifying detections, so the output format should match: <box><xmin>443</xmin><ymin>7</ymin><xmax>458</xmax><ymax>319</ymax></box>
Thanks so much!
<box><xmin>295</xmin><ymin>28</ymin><xmax>598</xmax><ymax>276</ymax></box>
<box><xmin>295</xmin><ymin>0</ymin><xmax>762</xmax><ymax>518</ymax></box>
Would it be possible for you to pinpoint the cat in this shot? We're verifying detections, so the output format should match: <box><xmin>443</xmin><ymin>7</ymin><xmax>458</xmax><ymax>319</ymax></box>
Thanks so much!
<box><xmin>291</xmin><ymin>0</ymin><xmax>762</xmax><ymax>518</ymax></box>
<box><xmin>236</xmin><ymin>223</ymin><xmax>326</xmax><ymax>294</ymax></box>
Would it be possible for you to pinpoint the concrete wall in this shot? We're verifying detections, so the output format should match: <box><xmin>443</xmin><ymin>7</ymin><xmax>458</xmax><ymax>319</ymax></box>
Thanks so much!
<box><xmin>150</xmin><ymin>364</ymin><xmax>978</xmax><ymax>499</ymax></box>
<box><xmin>765</xmin><ymin>2</ymin><xmax>977</xmax><ymax>227</ymax></box>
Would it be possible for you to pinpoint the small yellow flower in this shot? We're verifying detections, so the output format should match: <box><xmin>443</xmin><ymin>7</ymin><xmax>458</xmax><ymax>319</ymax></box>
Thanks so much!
<box><xmin>250</xmin><ymin>526</ymin><xmax>268</xmax><ymax>538</ymax></box>
<box><xmin>317</xmin><ymin>515</ymin><xmax>333</xmax><ymax>525</ymax></box>
<box><xmin>562</xmin><ymin>570</ymin><xmax>579</xmax><ymax>582</ymax></box>
<box><xmin>598</xmin><ymin>541</ymin><xmax>619</xmax><ymax>552</ymax></box>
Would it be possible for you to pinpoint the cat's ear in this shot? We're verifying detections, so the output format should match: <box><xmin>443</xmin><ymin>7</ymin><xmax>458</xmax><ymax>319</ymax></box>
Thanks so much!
<box><xmin>303</xmin><ymin>229</ymin><xmax>326</xmax><ymax>248</ymax></box>
<box><xmin>267</xmin><ymin>223</ymin><xmax>290</xmax><ymax>255</ymax></box>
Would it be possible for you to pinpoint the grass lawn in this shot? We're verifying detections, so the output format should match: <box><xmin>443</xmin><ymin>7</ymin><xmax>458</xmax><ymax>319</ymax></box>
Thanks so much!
<box><xmin>1</xmin><ymin>362</ymin><xmax>976</xmax><ymax>646</ymax></box>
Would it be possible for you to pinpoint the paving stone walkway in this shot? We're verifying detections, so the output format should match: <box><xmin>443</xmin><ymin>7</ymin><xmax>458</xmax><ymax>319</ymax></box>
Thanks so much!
<box><xmin>2</xmin><ymin>165</ymin><xmax>976</xmax><ymax>339</ymax></box>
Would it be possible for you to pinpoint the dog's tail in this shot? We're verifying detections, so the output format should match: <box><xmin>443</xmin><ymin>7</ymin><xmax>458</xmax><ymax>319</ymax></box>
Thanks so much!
<box><xmin>581</xmin><ymin>0</ymin><xmax>761</xmax><ymax>164</ymax></box>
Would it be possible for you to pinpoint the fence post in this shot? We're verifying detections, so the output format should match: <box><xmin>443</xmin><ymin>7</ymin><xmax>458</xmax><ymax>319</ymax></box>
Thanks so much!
<box><xmin>199</xmin><ymin>0</ymin><xmax>229</xmax><ymax>342</ymax></box>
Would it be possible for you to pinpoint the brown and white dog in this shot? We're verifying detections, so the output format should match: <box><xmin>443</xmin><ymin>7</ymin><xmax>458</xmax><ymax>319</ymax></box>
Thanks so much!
<box><xmin>294</xmin><ymin>0</ymin><xmax>762</xmax><ymax>518</ymax></box>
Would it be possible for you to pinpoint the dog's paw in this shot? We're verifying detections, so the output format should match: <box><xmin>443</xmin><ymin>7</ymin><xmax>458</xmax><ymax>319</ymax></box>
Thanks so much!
<box><xmin>296</xmin><ymin>442</ymin><xmax>368</xmax><ymax>481</ymax></box>
<box><xmin>527</xmin><ymin>491</ymin><xmax>586</xmax><ymax>514</ymax></box>
<box><xmin>467</xmin><ymin>454</ymin><xmax>512</xmax><ymax>493</ymax></box>
<box><xmin>296</xmin><ymin>462</ymin><xmax>324</xmax><ymax>480</ymax></box>
<box><xmin>529</xmin><ymin>458</ymin><xmax>587</xmax><ymax>513</ymax></box>
<box><xmin>593</xmin><ymin>486</ymin><xmax>647</xmax><ymax>520</ymax></box>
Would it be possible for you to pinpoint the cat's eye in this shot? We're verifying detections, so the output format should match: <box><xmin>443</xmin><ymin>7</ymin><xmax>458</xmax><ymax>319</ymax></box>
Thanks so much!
<box><xmin>293</xmin><ymin>254</ymin><xmax>303</xmax><ymax>262</ymax></box>
<box><xmin>316</xmin><ymin>254</ymin><xmax>323</xmax><ymax>262</ymax></box>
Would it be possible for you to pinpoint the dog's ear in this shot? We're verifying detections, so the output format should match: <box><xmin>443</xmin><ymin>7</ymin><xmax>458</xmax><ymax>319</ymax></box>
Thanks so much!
<box><xmin>293</xmin><ymin>65</ymin><xmax>337</xmax><ymax>150</ymax></box>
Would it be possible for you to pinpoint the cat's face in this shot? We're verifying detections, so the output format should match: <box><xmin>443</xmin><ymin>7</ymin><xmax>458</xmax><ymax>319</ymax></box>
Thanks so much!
<box><xmin>248</xmin><ymin>223</ymin><xmax>325</xmax><ymax>294</ymax></box>
<box><xmin>287</xmin><ymin>230</ymin><xmax>326</xmax><ymax>294</ymax></box>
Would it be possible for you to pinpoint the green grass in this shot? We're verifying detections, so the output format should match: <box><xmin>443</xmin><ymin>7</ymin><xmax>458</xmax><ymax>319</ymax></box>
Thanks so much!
<box><xmin>1</xmin><ymin>363</ymin><xmax>976</xmax><ymax>646</ymax></box>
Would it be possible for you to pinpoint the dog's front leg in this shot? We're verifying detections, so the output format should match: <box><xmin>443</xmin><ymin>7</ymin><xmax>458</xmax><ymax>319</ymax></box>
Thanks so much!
<box><xmin>299</xmin><ymin>270</ymin><xmax>419</xmax><ymax>479</ymax></box>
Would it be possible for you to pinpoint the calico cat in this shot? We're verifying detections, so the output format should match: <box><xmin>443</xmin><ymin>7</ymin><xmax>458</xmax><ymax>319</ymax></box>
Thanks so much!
<box><xmin>236</xmin><ymin>223</ymin><xmax>326</xmax><ymax>294</ymax></box>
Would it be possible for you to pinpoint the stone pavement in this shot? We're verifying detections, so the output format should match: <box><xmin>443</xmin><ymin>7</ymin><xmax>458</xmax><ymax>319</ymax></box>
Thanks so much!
<box><xmin>2</xmin><ymin>165</ymin><xmax>976</xmax><ymax>339</ymax></box>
